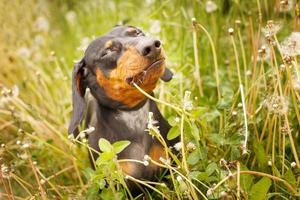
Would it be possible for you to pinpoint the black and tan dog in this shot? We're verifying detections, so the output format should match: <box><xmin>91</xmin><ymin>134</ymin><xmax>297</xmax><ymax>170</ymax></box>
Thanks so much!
<box><xmin>68</xmin><ymin>25</ymin><xmax>176</xmax><ymax>188</ymax></box>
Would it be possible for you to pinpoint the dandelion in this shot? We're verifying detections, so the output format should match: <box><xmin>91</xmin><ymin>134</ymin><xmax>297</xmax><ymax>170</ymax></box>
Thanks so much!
<box><xmin>34</xmin><ymin>16</ymin><xmax>49</xmax><ymax>32</ymax></box>
<box><xmin>40</xmin><ymin>179</ymin><xmax>46</xmax><ymax>185</ymax></box>
<box><xmin>220</xmin><ymin>191</ymin><xmax>228</xmax><ymax>197</ymax></box>
<box><xmin>258</xmin><ymin>45</ymin><xmax>271</xmax><ymax>60</ymax></box>
<box><xmin>228</xmin><ymin>27</ymin><xmax>234</xmax><ymax>35</ymax></box>
<box><xmin>65</xmin><ymin>10</ymin><xmax>77</xmax><ymax>26</ymax></box>
<box><xmin>17</xmin><ymin>152</ymin><xmax>29</xmax><ymax>160</ymax></box>
<box><xmin>264</xmin><ymin>95</ymin><xmax>289</xmax><ymax>115</ymax></box>
<box><xmin>77</xmin><ymin>37</ymin><xmax>90</xmax><ymax>52</ymax></box>
<box><xmin>232</xmin><ymin>111</ymin><xmax>237</xmax><ymax>116</ymax></box>
<box><xmin>262</xmin><ymin>20</ymin><xmax>281</xmax><ymax>37</ymax></box>
<box><xmin>16</xmin><ymin>47</ymin><xmax>31</xmax><ymax>59</ymax></box>
<box><xmin>183</xmin><ymin>91</ymin><xmax>193</xmax><ymax>111</ymax></box>
<box><xmin>1</xmin><ymin>164</ymin><xmax>10</xmax><ymax>179</ymax></box>
<box><xmin>16</xmin><ymin>140</ymin><xmax>21</xmax><ymax>145</ymax></box>
<box><xmin>1</xmin><ymin>144</ymin><xmax>5</xmax><ymax>148</ymax></box>
<box><xmin>186</xmin><ymin>142</ymin><xmax>196</xmax><ymax>151</ymax></box>
<box><xmin>280</xmin><ymin>32</ymin><xmax>300</xmax><ymax>57</ymax></box>
<box><xmin>268</xmin><ymin>160</ymin><xmax>272</xmax><ymax>166</ymax></box>
<box><xmin>290</xmin><ymin>162</ymin><xmax>296</xmax><ymax>168</ymax></box>
<box><xmin>149</xmin><ymin>20</ymin><xmax>161</xmax><ymax>34</ymax></box>
<box><xmin>206</xmin><ymin>188</ymin><xmax>213</xmax><ymax>196</ymax></box>
<box><xmin>147</xmin><ymin>112</ymin><xmax>159</xmax><ymax>134</ymax></box>
<box><xmin>280</xmin><ymin>0</ymin><xmax>294</xmax><ymax>12</ymax></box>
<box><xmin>205</xmin><ymin>1</ymin><xmax>217</xmax><ymax>13</ymax></box>
<box><xmin>173</xmin><ymin>142</ymin><xmax>182</xmax><ymax>151</ymax></box>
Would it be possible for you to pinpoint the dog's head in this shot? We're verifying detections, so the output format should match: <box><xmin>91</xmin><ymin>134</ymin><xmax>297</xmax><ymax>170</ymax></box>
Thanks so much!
<box><xmin>68</xmin><ymin>25</ymin><xmax>173</xmax><ymax>135</ymax></box>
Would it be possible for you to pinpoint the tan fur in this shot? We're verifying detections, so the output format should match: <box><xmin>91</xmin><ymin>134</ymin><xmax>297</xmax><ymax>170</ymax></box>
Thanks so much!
<box><xmin>96</xmin><ymin>47</ymin><xmax>165</xmax><ymax>108</ymax></box>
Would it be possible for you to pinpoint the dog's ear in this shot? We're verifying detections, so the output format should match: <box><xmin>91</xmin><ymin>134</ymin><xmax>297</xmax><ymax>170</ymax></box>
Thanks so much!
<box><xmin>160</xmin><ymin>67</ymin><xmax>173</xmax><ymax>82</ymax></box>
<box><xmin>68</xmin><ymin>59</ymin><xmax>87</xmax><ymax>137</ymax></box>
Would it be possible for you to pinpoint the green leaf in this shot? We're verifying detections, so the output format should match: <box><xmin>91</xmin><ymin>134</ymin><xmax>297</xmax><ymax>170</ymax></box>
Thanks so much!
<box><xmin>112</xmin><ymin>140</ymin><xmax>131</xmax><ymax>154</ymax></box>
<box><xmin>167</xmin><ymin>125</ymin><xmax>180</xmax><ymax>140</ymax></box>
<box><xmin>205</xmin><ymin>162</ymin><xmax>218</xmax><ymax>176</ymax></box>
<box><xmin>284</xmin><ymin>169</ymin><xmax>297</xmax><ymax>187</ymax></box>
<box><xmin>187</xmin><ymin>150</ymin><xmax>200</xmax><ymax>165</ymax></box>
<box><xmin>249</xmin><ymin>177</ymin><xmax>271</xmax><ymax>200</ymax></box>
<box><xmin>253</xmin><ymin>140</ymin><xmax>268</xmax><ymax>170</ymax></box>
<box><xmin>190</xmin><ymin>107</ymin><xmax>207</xmax><ymax>118</ymax></box>
<box><xmin>98</xmin><ymin>138</ymin><xmax>113</xmax><ymax>152</ymax></box>
<box><xmin>240</xmin><ymin>165</ymin><xmax>253</xmax><ymax>192</ymax></box>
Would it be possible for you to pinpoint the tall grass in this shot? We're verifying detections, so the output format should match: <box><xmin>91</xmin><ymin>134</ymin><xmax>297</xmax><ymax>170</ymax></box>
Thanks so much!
<box><xmin>0</xmin><ymin>0</ymin><xmax>299</xmax><ymax>199</ymax></box>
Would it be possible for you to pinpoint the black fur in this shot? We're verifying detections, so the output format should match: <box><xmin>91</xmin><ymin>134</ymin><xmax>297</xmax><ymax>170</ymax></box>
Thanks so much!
<box><xmin>68</xmin><ymin>25</ymin><xmax>177</xmax><ymax>190</ymax></box>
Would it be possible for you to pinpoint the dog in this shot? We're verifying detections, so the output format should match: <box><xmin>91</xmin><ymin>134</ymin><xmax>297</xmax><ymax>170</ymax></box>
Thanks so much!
<box><xmin>68</xmin><ymin>25</ymin><xmax>177</xmax><ymax>190</ymax></box>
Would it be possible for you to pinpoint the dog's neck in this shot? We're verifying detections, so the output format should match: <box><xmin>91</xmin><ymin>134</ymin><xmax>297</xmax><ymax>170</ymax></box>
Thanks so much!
<box><xmin>86</xmin><ymin>92</ymin><xmax>153</xmax><ymax>141</ymax></box>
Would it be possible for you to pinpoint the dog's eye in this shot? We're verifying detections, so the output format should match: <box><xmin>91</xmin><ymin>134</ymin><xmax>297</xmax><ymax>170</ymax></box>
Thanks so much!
<box><xmin>101</xmin><ymin>47</ymin><xmax>118</xmax><ymax>58</ymax></box>
<box><xmin>127</xmin><ymin>28</ymin><xmax>144</xmax><ymax>37</ymax></box>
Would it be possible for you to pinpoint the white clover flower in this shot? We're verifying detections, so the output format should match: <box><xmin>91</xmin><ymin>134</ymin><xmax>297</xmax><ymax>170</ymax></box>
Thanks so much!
<box><xmin>16</xmin><ymin>47</ymin><xmax>31</xmax><ymax>59</ymax></box>
<box><xmin>173</xmin><ymin>142</ymin><xmax>182</xmax><ymax>151</ymax></box>
<box><xmin>205</xmin><ymin>1</ymin><xmax>217</xmax><ymax>13</ymax></box>
<box><xmin>65</xmin><ymin>10</ymin><xmax>77</xmax><ymax>26</ymax></box>
<box><xmin>149</xmin><ymin>20</ymin><xmax>161</xmax><ymax>34</ymax></box>
<box><xmin>280</xmin><ymin>32</ymin><xmax>300</xmax><ymax>56</ymax></box>
<box><xmin>77</xmin><ymin>37</ymin><xmax>90</xmax><ymax>52</ymax></box>
<box><xmin>34</xmin><ymin>16</ymin><xmax>49</xmax><ymax>32</ymax></box>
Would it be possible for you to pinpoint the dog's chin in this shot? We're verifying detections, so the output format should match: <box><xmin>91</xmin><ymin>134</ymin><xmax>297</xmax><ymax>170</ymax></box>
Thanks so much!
<box><xmin>125</xmin><ymin>58</ymin><xmax>165</xmax><ymax>86</ymax></box>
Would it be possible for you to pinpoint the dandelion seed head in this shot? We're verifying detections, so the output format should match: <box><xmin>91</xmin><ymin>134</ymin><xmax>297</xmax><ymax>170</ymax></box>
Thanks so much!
<box><xmin>77</xmin><ymin>37</ymin><xmax>90</xmax><ymax>52</ymax></box>
<box><xmin>34</xmin><ymin>16</ymin><xmax>49</xmax><ymax>32</ymax></box>
<box><xmin>206</xmin><ymin>188</ymin><xmax>213</xmax><ymax>196</ymax></box>
<box><xmin>281</xmin><ymin>32</ymin><xmax>300</xmax><ymax>57</ymax></box>
<box><xmin>65</xmin><ymin>10</ymin><xmax>77</xmax><ymax>26</ymax></box>
<box><xmin>265</xmin><ymin>95</ymin><xmax>289</xmax><ymax>115</ymax></box>
<box><xmin>228</xmin><ymin>27</ymin><xmax>234</xmax><ymax>35</ymax></box>
<box><xmin>16</xmin><ymin>47</ymin><xmax>31</xmax><ymax>59</ymax></box>
<box><xmin>186</xmin><ymin>142</ymin><xmax>196</xmax><ymax>151</ymax></box>
<box><xmin>176</xmin><ymin>175</ymin><xmax>183</xmax><ymax>182</ymax></box>
<box><xmin>18</xmin><ymin>152</ymin><xmax>29</xmax><ymax>160</ymax></box>
<box><xmin>268</xmin><ymin>160</ymin><xmax>272</xmax><ymax>166</ymax></box>
<box><xmin>290</xmin><ymin>162</ymin><xmax>296</xmax><ymax>168</ymax></box>
<box><xmin>280</xmin><ymin>0</ymin><xmax>294</xmax><ymax>12</ymax></box>
<box><xmin>173</xmin><ymin>142</ymin><xmax>182</xmax><ymax>151</ymax></box>
<box><xmin>1</xmin><ymin>164</ymin><xmax>10</xmax><ymax>179</ymax></box>
<box><xmin>40</xmin><ymin>179</ymin><xmax>46</xmax><ymax>185</ymax></box>
<box><xmin>205</xmin><ymin>1</ymin><xmax>217</xmax><ymax>13</ymax></box>
<box><xmin>262</xmin><ymin>20</ymin><xmax>281</xmax><ymax>37</ymax></box>
<box><xmin>149</xmin><ymin>20</ymin><xmax>161</xmax><ymax>34</ymax></box>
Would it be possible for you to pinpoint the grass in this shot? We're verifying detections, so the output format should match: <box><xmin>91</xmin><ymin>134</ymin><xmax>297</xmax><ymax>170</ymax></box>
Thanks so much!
<box><xmin>0</xmin><ymin>0</ymin><xmax>299</xmax><ymax>199</ymax></box>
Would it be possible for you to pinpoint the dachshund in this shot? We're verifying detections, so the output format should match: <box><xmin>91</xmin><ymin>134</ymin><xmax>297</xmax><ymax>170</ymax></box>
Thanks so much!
<box><xmin>68</xmin><ymin>25</ymin><xmax>177</xmax><ymax>191</ymax></box>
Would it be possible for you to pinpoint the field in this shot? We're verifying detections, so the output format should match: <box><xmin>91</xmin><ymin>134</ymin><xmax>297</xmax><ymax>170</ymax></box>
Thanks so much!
<box><xmin>0</xmin><ymin>0</ymin><xmax>299</xmax><ymax>199</ymax></box>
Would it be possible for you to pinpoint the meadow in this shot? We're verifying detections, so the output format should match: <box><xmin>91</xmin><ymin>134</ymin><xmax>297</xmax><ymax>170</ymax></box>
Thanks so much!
<box><xmin>0</xmin><ymin>0</ymin><xmax>299</xmax><ymax>199</ymax></box>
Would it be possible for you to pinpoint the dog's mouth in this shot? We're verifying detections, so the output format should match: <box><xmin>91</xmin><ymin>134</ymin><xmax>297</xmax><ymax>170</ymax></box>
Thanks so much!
<box><xmin>125</xmin><ymin>58</ymin><xmax>165</xmax><ymax>86</ymax></box>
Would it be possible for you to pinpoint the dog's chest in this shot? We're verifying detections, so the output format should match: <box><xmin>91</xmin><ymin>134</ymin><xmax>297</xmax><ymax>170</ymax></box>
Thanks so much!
<box><xmin>114</xmin><ymin>100</ymin><xmax>150</xmax><ymax>134</ymax></box>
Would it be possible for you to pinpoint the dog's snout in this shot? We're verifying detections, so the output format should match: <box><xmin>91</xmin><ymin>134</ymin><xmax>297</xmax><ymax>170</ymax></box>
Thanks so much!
<box><xmin>138</xmin><ymin>38</ymin><xmax>161</xmax><ymax>59</ymax></box>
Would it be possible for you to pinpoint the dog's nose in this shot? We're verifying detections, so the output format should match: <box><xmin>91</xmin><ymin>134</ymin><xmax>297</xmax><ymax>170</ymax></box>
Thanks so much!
<box><xmin>137</xmin><ymin>38</ymin><xmax>161</xmax><ymax>59</ymax></box>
